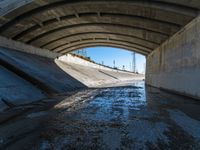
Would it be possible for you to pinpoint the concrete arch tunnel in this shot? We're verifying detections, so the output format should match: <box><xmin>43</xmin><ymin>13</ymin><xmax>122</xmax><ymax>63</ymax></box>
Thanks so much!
<box><xmin>0</xmin><ymin>0</ymin><xmax>200</xmax><ymax>99</ymax></box>
<box><xmin>0</xmin><ymin>0</ymin><xmax>199</xmax><ymax>55</ymax></box>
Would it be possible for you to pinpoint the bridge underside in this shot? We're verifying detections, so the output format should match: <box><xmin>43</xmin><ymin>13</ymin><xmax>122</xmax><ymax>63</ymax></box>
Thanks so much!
<box><xmin>0</xmin><ymin>0</ymin><xmax>200</xmax><ymax>55</ymax></box>
<box><xmin>1</xmin><ymin>1</ymin><xmax>200</xmax><ymax>149</ymax></box>
<box><xmin>0</xmin><ymin>0</ymin><xmax>200</xmax><ymax>99</ymax></box>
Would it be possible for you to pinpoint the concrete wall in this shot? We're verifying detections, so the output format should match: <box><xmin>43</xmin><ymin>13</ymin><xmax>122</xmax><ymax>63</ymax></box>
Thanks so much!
<box><xmin>0</xmin><ymin>47</ymin><xmax>86</xmax><ymax>93</ymax></box>
<box><xmin>59</xmin><ymin>54</ymin><xmax>136</xmax><ymax>73</ymax></box>
<box><xmin>0</xmin><ymin>0</ymin><xmax>32</xmax><ymax>16</ymax></box>
<box><xmin>59</xmin><ymin>54</ymin><xmax>115</xmax><ymax>71</ymax></box>
<box><xmin>57</xmin><ymin>54</ymin><xmax>144</xmax><ymax>87</ymax></box>
<box><xmin>0</xmin><ymin>65</ymin><xmax>45</xmax><ymax>112</ymax></box>
<box><xmin>0</xmin><ymin>36</ymin><xmax>61</xmax><ymax>58</ymax></box>
<box><xmin>146</xmin><ymin>14</ymin><xmax>200</xmax><ymax>99</ymax></box>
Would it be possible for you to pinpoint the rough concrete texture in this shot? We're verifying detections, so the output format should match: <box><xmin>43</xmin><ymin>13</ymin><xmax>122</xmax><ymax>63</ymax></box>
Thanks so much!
<box><xmin>0</xmin><ymin>47</ymin><xmax>86</xmax><ymax>93</ymax></box>
<box><xmin>0</xmin><ymin>66</ymin><xmax>45</xmax><ymax>112</ymax></box>
<box><xmin>0</xmin><ymin>36</ymin><xmax>60</xmax><ymax>59</ymax></box>
<box><xmin>0</xmin><ymin>0</ymin><xmax>33</xmax><ymax>16</ymax></box>
<box><xmin>0</xmin><ymin>1</ymin><xmax>199</xmax><ymax>55</ymax></box>
<box><xmin>146</xmin><ymin>14</ymin><xmax>200</xmax><ymax>99</ymax></box>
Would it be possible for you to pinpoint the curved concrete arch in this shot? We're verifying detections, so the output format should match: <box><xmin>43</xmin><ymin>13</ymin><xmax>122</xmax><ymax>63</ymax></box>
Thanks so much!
<box><xmin>41</xmin><ymin>32</ymin><xmax>159</xmax><ymax>50</ymax></box>
<box><xmin>0</xmin><ymin>1</ymin><xmax>197</xmax><ymax>34</ymax></box>
<box><xmin>152</xmin><ymin>0</ymin><xmax>200</xmax><ymax>9</ymax></box>
<box><xmin>1</xmin><ymin>0</ymin><xmax>197</xmax><ymax>22</ymax></box>
<box><xmin>0</xmin><ymin>0</ymin><xmax>33</xmax><ymax>16</ymax></box>
<box><xmin>10</xmin><ymin>13</ymin><xmax>180</xmax><ymax>41</ymax></box>
<box><xmin>0</xmin><ymin>0</ymin><xmax>199</xmax><ymax>55</ymax></box>
<box><xmin>45</xmin><ymin>33</ymin><xmax>158</xmax><ymax>51</ymax></box>
<box><xmin>52</xmin><ymin>38</ymin><xmax>152</xmax><ymax>53</ymax></box>
<box><xmin>0</xmin><ymin>0</ymin><xmax>200</xmax><ymax>102</ymax></box>
<box><xmin>58</xmin><ymin>42</ymin><xmax>151</xmax><ymax>56</ymax></box>
<box><xmin>55</xmin><ymin>39</ymin><xmax>152</xmax><ymax>53</ymax></box>
<box><xmin>26</xmin><ymin>23</ymin><xmax>168</xmax><ymax>47</ymax></box>
<box><xmin>1</xmin><ymin>0</ymin><xmax>199</xmax><ymax>19</ymax></box>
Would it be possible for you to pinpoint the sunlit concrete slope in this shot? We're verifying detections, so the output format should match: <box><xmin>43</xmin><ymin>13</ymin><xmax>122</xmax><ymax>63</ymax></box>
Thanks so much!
<box><xmin>0</xmin><ymin>1</ymin><xmax>199</xmax><ymax>56</ymax></box>
<box><xmin>57</xmin><ymin>54</ymin><xmax>144</xmax><ymax>87</ymax></box>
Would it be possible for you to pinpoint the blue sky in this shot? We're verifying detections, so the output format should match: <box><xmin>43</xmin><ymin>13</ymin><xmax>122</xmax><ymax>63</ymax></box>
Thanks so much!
<box><xmin>74</xmin><ymin>46</ymin><xmax>146</xmax><ymax>74</ymax></box>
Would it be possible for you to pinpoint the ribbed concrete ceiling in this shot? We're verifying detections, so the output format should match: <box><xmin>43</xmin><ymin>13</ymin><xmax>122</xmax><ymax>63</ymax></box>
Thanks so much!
<box><xmin>0</xmin><ymin>0</ymin><xmax>199</xmax><ymax>56</ymax></box>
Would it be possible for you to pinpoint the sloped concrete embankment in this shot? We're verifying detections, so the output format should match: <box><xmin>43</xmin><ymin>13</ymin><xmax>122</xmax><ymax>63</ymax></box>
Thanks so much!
<box><xmin>0</xmin><ymin>48</ymin><xmax>85</xmax><ymax>112</ymax></box>
<box><xmin>146</xmin><ymin>14</ymin><xmax>200</xmax><ymax>99</ymax></box>
<box><xmin>0</xmin><ymin>47</ymin><xmax>143</xmax><ymax>112</ymax></box>
<box><xmin>57</xmin><ymin>54</ymin><xmax>144</xmax><ymax>87</ymax></box>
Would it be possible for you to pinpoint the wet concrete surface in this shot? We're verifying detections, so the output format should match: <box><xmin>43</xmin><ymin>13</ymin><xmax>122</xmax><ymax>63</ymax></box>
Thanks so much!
<box><xmin>0</xmin><ymin>81</ymin><xmax>200</xmax><ymax>150</ymax></box>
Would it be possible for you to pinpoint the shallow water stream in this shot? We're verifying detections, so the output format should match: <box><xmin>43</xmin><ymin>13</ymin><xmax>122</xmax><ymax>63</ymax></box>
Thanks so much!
<box><xmin>1</xmin><ymin>81</ymin><xmax>200</xmax><ymax>149</ymax></box>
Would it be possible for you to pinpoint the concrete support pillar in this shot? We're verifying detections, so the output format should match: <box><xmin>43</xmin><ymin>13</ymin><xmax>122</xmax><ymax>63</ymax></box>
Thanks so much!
<box><xmin>146</xmin><ymin>14</ymin><xmax>200</xmax><ymax>99</ymax></box>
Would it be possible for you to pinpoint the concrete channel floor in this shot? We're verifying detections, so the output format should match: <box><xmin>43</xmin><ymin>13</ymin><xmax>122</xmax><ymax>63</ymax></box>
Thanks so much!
<box><xmin>0</xmin><ymin>81</ymin><xmax>200</xmax><ymax>150</ymax></box>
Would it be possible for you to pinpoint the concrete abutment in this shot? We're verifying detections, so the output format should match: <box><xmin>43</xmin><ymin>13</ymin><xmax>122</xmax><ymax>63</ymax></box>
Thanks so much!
<box><xmin>146</xmin><ymin>14</ymin><xmax>200</xmax><ymax>100</ymax></box>
<box><xmin>0</xmin><ymin>0</ymin><xmax>200</xmax><ymax>101</ymax></box>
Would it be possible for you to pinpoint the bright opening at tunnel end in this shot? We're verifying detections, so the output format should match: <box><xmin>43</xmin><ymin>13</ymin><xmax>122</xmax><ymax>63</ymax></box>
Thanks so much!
<box><xmin>70</xmin><ymin>46</ymin><xmax>146</xmax><ymax>74</ymax></box>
